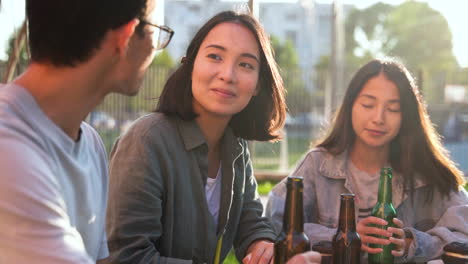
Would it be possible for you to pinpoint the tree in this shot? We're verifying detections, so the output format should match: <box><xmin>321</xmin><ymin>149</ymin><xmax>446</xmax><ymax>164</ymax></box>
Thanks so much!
<box><xmin>6</xmin><ymin>26</ymin><xmax>29</xmax><ymax>65</ymax></box>
<box><xmin>271</xmin><ymin>35</ymin><xmax>299</xmax><ymax>71</ymax></box>
<box><xmin>151</xmin><ymin>49</ymin><xmax>175</xmax><ymax>69</ymax></box>
<box><xmin>385</xmin><ymin>2</ymin><xmax>457</xmax><ymax>71</ymax></box>
<box><xmin>386</xmin><ymin>1</ymin><xmax>457</xmax><ymax>102</ymax></box>
<box><xmin>270</xmin><ymin>35</ymin><xmax>312</xmax><ymax>114</ymax></box>
<box><xmin>112</xmin><ymin>50</ymin><xmax>175</xmax><ymax>114</ymax></box>
<box><xmin>344</xmin><ymin>1</ymin><xmax>458</xmax><ymax>102</ymax></box>
<box><xmin>449</xmin><ymin>67</ymin><xmax>468</xmax><ymax>85</ymax></box>
<box><xmin>97</xmin><ymin>51</ymin><xmax>175</xmax><ymax>117</ymax></box>
<box><xmin>4</xmin><ymin>21</ymin><xmax>28</xmax><ymax>82</ymax></box>
<box><xmin>344</xmin><ymin>2</ymin><xmax>395</xmax><ymax>69</ymax></box>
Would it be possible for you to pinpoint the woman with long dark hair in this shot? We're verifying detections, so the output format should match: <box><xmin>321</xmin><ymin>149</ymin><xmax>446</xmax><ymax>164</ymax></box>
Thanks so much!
<box><xmin>267</xmin><ymin>58</ymin><xmax>468</xmax><ymax>262</ymax></box>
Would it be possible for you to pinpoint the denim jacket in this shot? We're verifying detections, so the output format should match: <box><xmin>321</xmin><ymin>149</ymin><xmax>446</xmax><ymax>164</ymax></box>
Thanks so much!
<box><xmin>266</xmin><ymin>148</ymin><xmax>468</xmax><ymax>263</ymax></box>
<box><xmin>104</xmin><ymin>113</ymin><xmax>276</xmax><ymax>264</ymax></box>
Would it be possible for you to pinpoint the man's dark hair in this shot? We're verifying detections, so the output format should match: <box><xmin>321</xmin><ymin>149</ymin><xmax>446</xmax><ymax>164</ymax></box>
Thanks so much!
<box><xmin>26</xmin><ymin>0</ymin><xmax>148</xmax><ymax>67</ymax></box>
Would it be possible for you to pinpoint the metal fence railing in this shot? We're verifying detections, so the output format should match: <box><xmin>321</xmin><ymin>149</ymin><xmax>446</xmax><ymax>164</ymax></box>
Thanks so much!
<box><xmin>2</xmin><ymin>64</ymin><xmax>467</xmax><ymax>176</ymax></box>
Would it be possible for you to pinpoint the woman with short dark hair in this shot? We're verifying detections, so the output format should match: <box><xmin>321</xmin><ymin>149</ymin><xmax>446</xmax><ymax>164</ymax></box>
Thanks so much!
<box><xmin>105</xmin><ymin>11</ymin><xmax>288</xmax><ymax>263</ymax></box>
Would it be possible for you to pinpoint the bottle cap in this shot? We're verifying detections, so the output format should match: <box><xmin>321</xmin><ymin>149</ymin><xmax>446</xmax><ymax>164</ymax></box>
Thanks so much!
<box><xmin>442</xmin><ymin>242</ymin><xmax>468</xmax><ymax>263</ymax></box>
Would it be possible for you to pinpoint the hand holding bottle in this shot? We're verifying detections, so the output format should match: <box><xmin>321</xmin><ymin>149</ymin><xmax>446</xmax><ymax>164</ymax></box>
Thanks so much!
<box><xmin>387</xmin><ymin>218</ymin><xmax>410</xmax><ymax>257</ymax></box>
<box><xmin>243</xmin><ymin>240</ymin><xmax>274</xmax><ymax>264</ymax></box>
<box><xmin>285</xmin><ymin>251</ymin><xmax>321</xmax><ymax>264</ymax></box>
<box><xmin>357</xmin><ymin>217</ymin><xmax>409</xmax><ymax>256</ymax></box>
<box><xmin>367</xmin><ymin>167</ymin><xmax>399</xmax><ymax>264</ymax></box>
<box><xmin>244</xmin><ymin>245</ymin><xmax>320</xmax><ymax>264</ymax></box>
<box><xmin>357</xmin><ymin>216</ymin><xmax>392</xmax><ymax>254</ymax></box>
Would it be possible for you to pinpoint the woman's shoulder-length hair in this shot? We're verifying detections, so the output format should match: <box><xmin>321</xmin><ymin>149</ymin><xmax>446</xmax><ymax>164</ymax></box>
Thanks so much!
<box><xmin>155</xmin><ymin>10</ymin><xmax>286</xmax><ymax>142</ymax></box>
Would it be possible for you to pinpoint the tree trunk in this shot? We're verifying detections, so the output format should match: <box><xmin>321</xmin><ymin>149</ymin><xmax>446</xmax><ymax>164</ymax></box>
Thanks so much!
<box><xmin>3</xmin><ymin>20</ymin><xmax>27</xmax><ymax>83</ymax></box>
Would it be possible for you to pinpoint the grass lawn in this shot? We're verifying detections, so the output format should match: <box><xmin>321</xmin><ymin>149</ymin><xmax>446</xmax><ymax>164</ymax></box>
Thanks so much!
<box><xmin>224</xmin><ymin>250</ymin><xmax>239</xmax><ymax>264</ymax></box>
<box><xmin>257</xmin><ymin>180</ymin><xmax>279</xmax><ymax>196</ymax></box>
<box><xmin>252</xmin><ymin>137</ymin><xmax>311</xmax><ymax>171</ymax></box>
<box><xmin>97</xmin><ymin>129</ymin><xmax>121</xmax><ymax>154</ymax></box>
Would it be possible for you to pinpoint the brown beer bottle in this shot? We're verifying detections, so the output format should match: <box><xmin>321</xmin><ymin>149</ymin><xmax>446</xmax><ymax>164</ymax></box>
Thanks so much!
<box><xmin>312</xmin><ymin>241</ymin><xmax>333</xmax><ymax>264</ymax></box>
<box><xmin>332</xmin><ymin>194</ymin><xmax>361</xmax><ymax>264</ymax></box>
<box><xmin>274</xmin><ymin>176</ymin><xmax>310</xmax><ymax>264</ymax></box>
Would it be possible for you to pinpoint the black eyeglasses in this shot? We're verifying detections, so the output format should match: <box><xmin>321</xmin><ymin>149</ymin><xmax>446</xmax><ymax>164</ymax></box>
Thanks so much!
<box><xmin>140</xmin><ymin>20</ymin><xmax>174</xmax><ymax>50</ymax></box>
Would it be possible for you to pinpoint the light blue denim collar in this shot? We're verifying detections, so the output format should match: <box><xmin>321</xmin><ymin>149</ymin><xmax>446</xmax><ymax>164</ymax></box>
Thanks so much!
<box><xmin>317</xmin><ymin>147</ymin><xmax>426</xmax><ymax>208</ymax></box>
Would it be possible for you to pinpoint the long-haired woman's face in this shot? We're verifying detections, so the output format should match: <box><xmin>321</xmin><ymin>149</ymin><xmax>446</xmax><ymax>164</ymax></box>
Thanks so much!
<box><xmin>351</xmin><ymin>73</ymin><xmax>402</xmax><ymax>150</ymax></box>
<box><xmin>191</xmin><ymin>22</ymin><xmax>260</xmax><ymax>120</ymax></box>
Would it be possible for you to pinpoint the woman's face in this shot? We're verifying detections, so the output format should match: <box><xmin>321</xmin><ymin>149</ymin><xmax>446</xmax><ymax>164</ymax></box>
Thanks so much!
<box><xmin>351</xmin><ymin>73</ymin><xmax>402</xmax><ymax>151</ymax></box>
<box><xmin>191</xmin><ymin>22</ymin><xmax>260</xmax><ymax>120</ymax></box>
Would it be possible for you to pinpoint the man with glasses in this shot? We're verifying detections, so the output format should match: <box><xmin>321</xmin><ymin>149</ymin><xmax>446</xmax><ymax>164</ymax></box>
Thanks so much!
<box><xmin>0</xmin><ymin>0</ymin><xmax>173</xmax><ymax>263</ymax></box>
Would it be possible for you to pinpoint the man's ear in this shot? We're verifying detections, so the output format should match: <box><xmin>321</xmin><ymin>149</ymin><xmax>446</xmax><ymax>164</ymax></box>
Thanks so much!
<box><xmin>114</xmin><ymin>19</ymin><xmax>140</xmax><ymax>56</ymax></box>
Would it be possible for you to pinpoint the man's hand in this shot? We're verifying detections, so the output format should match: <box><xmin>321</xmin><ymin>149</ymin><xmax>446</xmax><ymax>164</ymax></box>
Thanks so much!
<box><xmin>286</xmin><ymin>251</ymin><xmax>321</xmax><ymax>264</ymax></box>
<box><xmin>242</xmin><ymin>240</ymin><xmax>274</xmax><ymax>264</ymax></box>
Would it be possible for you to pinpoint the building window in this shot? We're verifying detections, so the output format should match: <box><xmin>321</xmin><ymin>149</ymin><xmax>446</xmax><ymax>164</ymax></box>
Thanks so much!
<box><xmin>286</xmin><ymin>13</ymin><xmax>297</xmax><ymax>21</ymax></box>
<box><xmin>190</xmin><ymin>25</ymin><xmax>199</xmax><ymax>39</ymax></box>
<box><xmin>189</xmin><ymin>4</ymin><xmax>200</xmax><ymax>12</ymax></box>
<box><xmin>286</xmin><ymin>30</ymin><xmax>297</xmax><ymax>47</ymax></box>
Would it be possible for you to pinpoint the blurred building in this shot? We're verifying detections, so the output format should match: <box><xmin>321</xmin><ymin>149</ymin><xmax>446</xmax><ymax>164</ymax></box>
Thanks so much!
<box><xmin>445</xmin><ymin>84</ymin><xmax>468</xmax><ymax>104</ymax></box>
<box><xmin>164</xmin><ymin>0</ymin><xmax>352</xmax><ymax>83</ymax></box>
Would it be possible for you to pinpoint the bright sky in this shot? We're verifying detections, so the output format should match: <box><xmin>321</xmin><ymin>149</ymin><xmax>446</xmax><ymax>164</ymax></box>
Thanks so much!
<box><xmin>1</xmin><ymin>0</ymin><xmax>467</xmax><ymax>67</ymax></box>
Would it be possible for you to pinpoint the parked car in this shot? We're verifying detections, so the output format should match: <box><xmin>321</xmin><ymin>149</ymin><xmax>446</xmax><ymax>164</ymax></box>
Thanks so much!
<box><xmin>289</xmin><ymin>112</ymin><xmax>326</xmax><ymax>129</ymax></box>
<box><xmin>89</xmin><ymin>111</ymin><xmax>116</xmax><ymax>130</ymax></box>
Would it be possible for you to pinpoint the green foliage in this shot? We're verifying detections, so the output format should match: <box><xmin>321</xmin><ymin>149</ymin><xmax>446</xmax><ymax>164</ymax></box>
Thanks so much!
<box><xmin>345</xmin><ymin>2</ymin><xmax>457</xmax><ymax>69</ymax></box>
<box><xmin>386</xmin><ymin>2</ymin><xmax>457</xmax><ymax>71</ymax></box>
<box><xmin>97</xmin><ymin>66</ymin><xmax>171</xmax><ymax>115</ymax></box>
<box><xmin>271</xmin><ymin>36</ymin><xmax>299</xmax><ymax>71</ymax></box>
<box><xmin>449</xmin><ymin>68</ymin><xmax>468</xmax><ymax>85</ymax></box>
<box><xmin>385</xmin><ymin>2</ymin><xmax>457</xmax><ymax>102</ymax></box>
<box><xmin>344</xmin><ymin>1</ymin><xmax>458</xmax><ymax>103</ymax></box>
<box><xmin>314</xmin><ymin>55</ymin><xmax>329</xmax><ymax>71</ymax></box>
<box><xmin>344</xmin><ymin>2</ymin><xmax>394</xmax><ymax>67</ymax></box>
<box><xmin>96</xmin><ymin>129</ymin><xmax>121</xmax><ymax>154</ymax></box>
<box><xmin>152</xmin><ymin>49</ymin><xmax>175</xmax><ymax>69</ymax></box>
<box><xmin>270</xmin><ymin>35</ymin><xmax>312</xmax><ymax>115</ymax></box>
<box><xmin>252</xmin><ymin>137</ymin><xmax>311</xmax><ymax>171</ymax></box>
<box><xmin>6</xmin><ymin>28</ymin><xmax>29</xmax><ymax>65</ymax></box>
<box><xmin>257</xmin><ymin>181</ymin><xmax>278</xmax><ymax>196</ymax></box>
<box><xmin>224</xmin><ymin>250</ymin><xmax>239</xmax><ymax>264</ymax></box>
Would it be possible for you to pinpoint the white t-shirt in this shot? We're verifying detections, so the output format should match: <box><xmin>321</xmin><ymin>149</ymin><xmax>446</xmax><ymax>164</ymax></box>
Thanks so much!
<box><xmin>0</xmin><ymin>84</ymin><xmax>109</xmax><ymax>263</ymax></box>
<box><xmin>205</xmin><ymin>164</ymin><xmax>222</xmax><ymax>228</ymax></box>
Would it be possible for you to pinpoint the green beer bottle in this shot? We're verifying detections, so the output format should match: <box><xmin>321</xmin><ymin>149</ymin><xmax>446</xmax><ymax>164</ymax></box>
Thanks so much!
<box><xmin>368</xmin><ymin>168</ymin><xmax>397</xmax><ymax>264</ymax></box>
<box><xmin>274</xmin><ymin>176</ymin><xmax>310</xmax><ymax>264</ymax></box>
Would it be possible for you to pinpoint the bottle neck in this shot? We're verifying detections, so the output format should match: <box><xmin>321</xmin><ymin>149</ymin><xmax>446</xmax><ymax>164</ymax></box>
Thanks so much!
<box><xmin>282</xmin><ymin>180</ymin><xmax>304</xmax><ymax>233</ymax></box>
<box><xmin>337</xmin><ymin>195</ymin><xmax>357</xmax><ymax>231</ymax></box>
<box><xmin>377</xmin><ymin>172</ymin><xmax>393</xmax><ymax>204</ymax></box>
